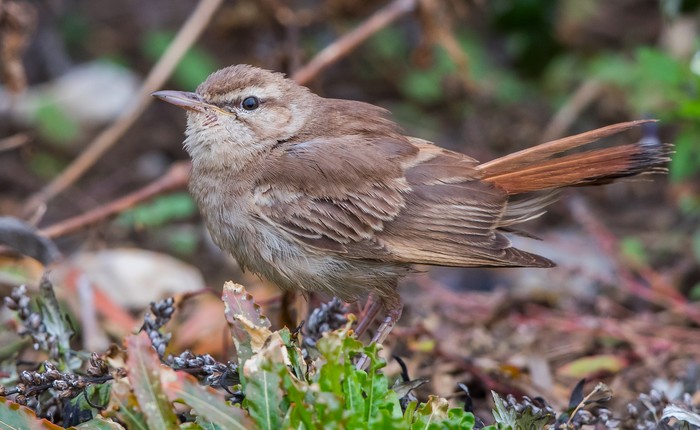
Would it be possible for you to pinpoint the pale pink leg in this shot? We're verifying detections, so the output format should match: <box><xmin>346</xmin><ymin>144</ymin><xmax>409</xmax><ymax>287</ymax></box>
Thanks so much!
<box><xmin>354</xmin><ymin>296</ymin><xmax>382</xmax><ymax>338</ymax></box>
<box><xmin>355</xmin><ymin>302</ymin><xmax>403</xmax><ymax>370</ymax></box>
<box><xmin>369</xmin><ymin>304</ymin><xmax>403</xmax><ymax>346</ymax></box>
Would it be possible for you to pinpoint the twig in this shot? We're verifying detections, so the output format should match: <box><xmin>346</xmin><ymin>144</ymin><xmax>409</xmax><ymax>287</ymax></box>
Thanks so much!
<box><xmin>23</xmin><ymin>0</ymin><xmax>224</xmax><ymax>220</ymax></box>
<box><xmin>417</xmin><ymin>0</ymin><xmax>475</xmax><ymax>94</ymax></box>
<box><xmin>33</xmin><ymin>0</ymin><xmax>415</xmax><ymax>237</ymax></box>
<box><xmin>291</xmin><ymin>0</ymin><xmax>418</xmax><ymax>85</ymax></box>
<box><xmin>0</xmin><ymin>133</ymin><xmax>30</xmax><ymax>152</ymax></box>
<box><xmin>541</xmin><ymin>80</ymin><xmax>603</xmax><ymax>142</ymax></box>
<box><xmin>39</xmin><ymin>162</ymin><xmax>190</xmax><ymax>238</ymax></box>
<box><xmin>74</xmin><ymin>272</ymin><xmax>103</xmax><ymax>352</ymax></box>
<box><xmin>523</xmin><ymin>305</ymin><xmax>700</xmax><ymax>358</ymax></box>
<box><xmin>567</xmin><ymin>383</ymin><xmax>612</xmax><ymax>427</ymax></box>
<box><xmin>567</xmin><ymin>194</ymin><xmax>700</xmax><ymax>324</ymax></box>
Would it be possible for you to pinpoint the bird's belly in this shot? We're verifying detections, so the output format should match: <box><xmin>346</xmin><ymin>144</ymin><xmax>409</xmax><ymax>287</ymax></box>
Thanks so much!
<box><xmin>201</xmin><ymin>208</ymin><xmax>320</xmax><ymax>287</ymax></box>
<box><xmin>190</xmin><ymin>175</ymin><xmax>407</xmax><ymax>301</ymax></box>
<box><xmin>206</xmin><ymin>214</ymin><xmax>403</xmax><ymax>302</ymax></box>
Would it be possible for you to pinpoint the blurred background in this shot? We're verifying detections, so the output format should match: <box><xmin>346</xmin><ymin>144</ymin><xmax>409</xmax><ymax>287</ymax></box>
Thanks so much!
<box><xmin>1</xmin><ymin>0</ymin><xmax>699</xmax><ymax>413</ymax></box>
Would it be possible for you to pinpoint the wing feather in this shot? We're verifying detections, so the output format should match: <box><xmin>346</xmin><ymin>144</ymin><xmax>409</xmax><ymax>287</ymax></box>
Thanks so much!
<box><xmin>253</xmin><ymin>136</ymin><xmax>553</xmax><ymax>268</ymax></box>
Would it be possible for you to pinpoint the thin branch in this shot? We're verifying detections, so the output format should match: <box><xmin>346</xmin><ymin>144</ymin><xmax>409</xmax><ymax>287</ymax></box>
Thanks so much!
<box><xmin>567</xmin><ymin>194</ymin><xmax>700</xmax><ymax>324</ymax></box>
<box><xmin>39</xmin><ymin>162</ymin><xmax>190</xmax><ymax>238</ymax></box>
<box><xmin>417</xmin><ymin>0</ymin><xmax>475</xmax><ymax>94</ymax></box>
<box><xmin>0</xmin><ymin>133</ymin><xmax>30</xmax><ymax>152</ymax></box>
<box><xmin>23</xmin><ymin>0</ymin><xmax>224</xmax><ymax>219</ymax></box>
<box><xmin>33</xmin><ymin>0</ymin><xmax>417</xmax><ymax>238</ymax></box>
<box><xmin>291</xmin><ymin>0</ymin><xmax>418</xmax><ymax>85</ymax></box>
<box><xmin>540</xmin><ymin>79</ymin><xmax>603</xmax><ymax>142</ymax></box>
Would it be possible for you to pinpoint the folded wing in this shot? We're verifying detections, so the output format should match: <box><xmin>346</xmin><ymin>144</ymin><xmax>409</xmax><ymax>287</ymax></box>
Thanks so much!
<box><xmin>253</xmin><ymin>136</ymin><xmax>553</xmax><ymax>268</ymax></box>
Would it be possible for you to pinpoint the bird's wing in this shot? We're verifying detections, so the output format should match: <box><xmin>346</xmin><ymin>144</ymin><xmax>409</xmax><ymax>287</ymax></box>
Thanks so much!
<box><xmin>254</xmin><ymin>136</ymin><xmax>552</xmax><ymax>268</ymax></box>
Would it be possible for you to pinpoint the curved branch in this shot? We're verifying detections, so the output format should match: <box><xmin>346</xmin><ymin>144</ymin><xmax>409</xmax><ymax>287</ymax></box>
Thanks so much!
<box><xmin>292</xmin><ymin>0</ymin><xmax>417</xmax><ymax>85</ymax></box>
<box><xmin>23</xmin><ymin>0</ymin><xmax>223</xmax><ymax>219</ymax></box>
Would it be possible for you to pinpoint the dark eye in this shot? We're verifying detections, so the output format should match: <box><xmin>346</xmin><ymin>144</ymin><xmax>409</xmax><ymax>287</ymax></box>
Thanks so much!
<box><xmin>241</xmin><ymin>96</ymin><xmax>259</xmax><ymax>111</ymax></box>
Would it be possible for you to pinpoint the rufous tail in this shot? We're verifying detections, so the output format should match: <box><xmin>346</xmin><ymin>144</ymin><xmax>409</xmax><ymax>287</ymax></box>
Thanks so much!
<box><xmin>478</xmin><ymin>120</ymin><xmax>673</xmax><ymax>195</ymax></box>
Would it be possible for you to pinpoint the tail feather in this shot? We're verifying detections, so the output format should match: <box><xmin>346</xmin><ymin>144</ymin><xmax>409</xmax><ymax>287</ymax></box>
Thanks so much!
<box><xmin>478</xmin><ymin>120</ymin><xmax>672</xmax><ymax>195</ymax></box>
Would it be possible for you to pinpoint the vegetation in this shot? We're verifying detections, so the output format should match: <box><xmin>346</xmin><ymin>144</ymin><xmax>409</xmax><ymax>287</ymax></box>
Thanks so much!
<box><xmin>1</xmin><ymin>0</ymin><xmax>700</xmax><ymax>428</ymax></box>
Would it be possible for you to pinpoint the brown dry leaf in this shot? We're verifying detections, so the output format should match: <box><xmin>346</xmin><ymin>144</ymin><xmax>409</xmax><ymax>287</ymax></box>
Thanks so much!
<box><xmin>242</xmin><ymin>330</ymin><xmax>291</xmax><ymax>376</ymax></box>
<box><xmin>70</xmin><ymin>248</ymin><xmax>205</xmax><ymax>309</ymax></box>
<box><xmin>222</xmin><ymin>281</ymin><xmax>273</xmax><ymax>363</ymax></box>
<box><xmin>0</xmin><ymin>0</ymin><xmax>36</xmax><ymax>94</ymax></box>
<box><xmin>56</xmin><ymin>266</ymin><xmax>139</xmax><ymax>342</ymax></box>
<box><xmin>171</xmin><ymin>295</ymin><xmax>229</xmax><ymax>356</ymax></box>
<box><xmin>0</xmin><ymin>397</ymin><xmax>65</xmax><ymax>429</ymax></box>
<box><xmin>0</xmin><ymin>254</ymin><xmax>44</xmax><ymax>289</ymax></box>
<box><xmin>557</xmin><ymin>354</ymin><xmax>628</xmax><ymax>379</ymax></box>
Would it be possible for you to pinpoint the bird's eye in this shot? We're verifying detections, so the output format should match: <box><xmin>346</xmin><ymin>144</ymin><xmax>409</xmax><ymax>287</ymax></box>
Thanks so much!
<box><xmin>241</xmin><ymin>96</ymin><xmax>259</xmax><ymax>111</ymax></box>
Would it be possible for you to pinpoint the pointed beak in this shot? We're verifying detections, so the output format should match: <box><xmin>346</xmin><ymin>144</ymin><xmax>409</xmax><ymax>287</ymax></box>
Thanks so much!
<box><xmin>152</xmin><ymin>90</ymin><xmax>209</xmax><ymax>112</ymax></box>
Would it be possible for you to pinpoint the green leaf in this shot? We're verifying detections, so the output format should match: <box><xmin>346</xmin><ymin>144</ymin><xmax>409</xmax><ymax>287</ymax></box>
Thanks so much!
<box><xmin>281</xmin><ymin>370</ymin><xmax>315</xmax><ymax>429</ymax></box>
<box><xmin>27</xmin><ymin>151</ymin><xmax>68</xmax><ymax>180</ymax></box>
<box><xmin>67</xmin><ymin>383</ymin><xmax>113</xmax><ymax>424</ymax></box>
<box><xmin>689</xmin><ymin>282</ymin><xmax>700</xmax><ymax>301</ymax></box>
<box><xmin>444</xmin><ymin>409</ymin><xmax>476</xmax><ymax>429</ymax></box>
<box><xmin>588</xmin><ymin>53</ymin><xmax>635</xmax><ymax>87</ymax></box>
<box><xmin>192</xmin><ymin>416</ymin><xmax>222</xmax><ymax>430</ymax></box>
<box><xmin>117</xmin><ymin>193</ymin><xmax>197</xmax><ymax>228</ymax></box>
<box><xmin>33</xmin><ymin>97</ymin><xmax>80</xmax><ymax>144</ymax></box>
<box><xmin>456</xmin><ymin>30</ymin><xmax>529</xmax><ymax>103</ymax></box>
<box><xmin>160</xmin><ymin>227</ymin><xmax>199</xmax><ymax>255</ymax></box>
<box><xmin>399</xmin><ymin>46</ymin><xmax>459</xmax><ymax>104</ymax></box>
<box><xmin>75</xmin><ymin>415</ymin><xmax>126</xmax><ymax>429</ymax></box>
<box><xmin>620</xmin><ymin>237</ymin><xmax>648</xmax><ymax>266</ymax></box>
<box><xmin>678</xmin><ymin>99</ymin><xmax>700</xmax><ymax>119</ymax></box>
<box><xmin>342</xmin><ymin>355</ymin><xmax>365</xmax><ymax>420</ymax></box>
<box><xmin>315</xmin><ymin>330</ymin><xmax>360</xmax><ymax>427</ymax></box>
<box><xmin>364</xmin><ymin>344</ymin><xmax>391</xmax><ymax>423</ymax></box>
<box><xmin>400</xmin><ymin>69</ymin><xmax>445</xmax><ymax>104</ymax></box>
<box><xmin>368</xmin><ymin>27</ymin><xmax>409</xmax><ymax>60</ymax></box>
<box><xmin>0</xmin><ymin>397</ymin><xmax>64</xmax><ymax>429</ymax></box>
<box><xmin>670</xmin><ymin>130</ymin><xmax>700</xmax><ymax>182</ymax></box>
<box><xmin>636</xmin><ymin>47</ymin><xmax>686</xmax><ymax>88</ymax></box>
<box><xmin>491</xmin><ymin>391</ymin><xmax>554</xmax><ymax>430</ymax></box>
<box><xmin>36</xmin><ymin>276</ymin><xmax>74</xmax><ymax>364</ymax></box>
<box><xmin>243</xmin><ymin>359</ymin><xmax>283</xmax><ymax>430</ymax></box>
<box><xmin>241</xmin><ymin>330</ymin><xmax>291</xmax><ymax>430</ymax></box>
<box><xmin>411</xmin><ymin>395</ymin><xmax>450</xmax><ymax>429</ymax></box>
<box><xmin>491</xmin><ymin>392</ymin><xmax>517</xmax><ymax>429</ymax></box>
<box><xmin>160</xmin><ymin>367</ymin><xmax>252</xmax><ymax>430</ymax></box>
<box><xmin>60</xmin><ymin>13</ymin><xmax>90</xmax><ymax>52</ymax></box>
<box><xmin>278</xmin><ymin>327</ymin><xmax>306</xmax><ymax>381</ymax></box>
<box><xmin>87</xmin><ymin>383</ymin><xmax>113</xmax><ymax>410</ymax></box>
<box><xmin>126</xmin><ymin>333</ymin><xmax>180</xmax><ymax>430</ymax></box>
<box><xmin>558</xmin><ymin>354</ymin><xmax>626</xmax><ymax>378</ymax></box>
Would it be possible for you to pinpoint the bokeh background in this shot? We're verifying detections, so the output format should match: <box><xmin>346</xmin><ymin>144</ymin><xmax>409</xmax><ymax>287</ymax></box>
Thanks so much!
<box><xmin>1</xmin><ymin>0</ymin><xmax>700</xmax><ymax>417</ymax></box>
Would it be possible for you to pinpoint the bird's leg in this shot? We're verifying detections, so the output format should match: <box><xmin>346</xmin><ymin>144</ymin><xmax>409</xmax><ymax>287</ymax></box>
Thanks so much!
<box><xmin>369</xmin><ymin>303</ymin><xmax>403</xmax><ymax>347</ymax></box>
<box><xmin>355</xmin><ymin>290</ymin><xmax>403</xmax><ymax>371</ymax></box>
<box><xmin>354</xmin><ymin>295</ymin><xmax>382</xmax><ymax>338</ymax></box>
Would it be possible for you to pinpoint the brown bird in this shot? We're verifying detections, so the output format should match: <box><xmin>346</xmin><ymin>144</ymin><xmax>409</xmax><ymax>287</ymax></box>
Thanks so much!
<box><xmin>153</xmin><ymin>65</ymin><xmax>671</xmax><ymax>347</ymax></box>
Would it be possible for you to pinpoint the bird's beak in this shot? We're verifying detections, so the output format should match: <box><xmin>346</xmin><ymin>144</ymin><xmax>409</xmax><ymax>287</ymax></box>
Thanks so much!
<box><xmin>152</xmin><ymin>90</ymin><xmax>209</xmax><ymax>112</ymax></box>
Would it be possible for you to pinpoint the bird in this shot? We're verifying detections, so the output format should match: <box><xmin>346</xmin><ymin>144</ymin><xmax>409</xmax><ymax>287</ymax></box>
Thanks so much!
<box><xmin>153</xmin><ymin>64</ymin><xmax>671</xmax><ymax>348</ymax></box>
